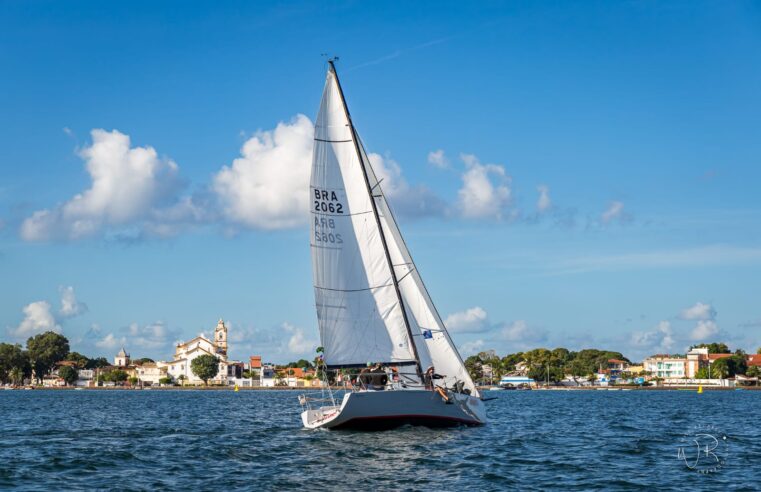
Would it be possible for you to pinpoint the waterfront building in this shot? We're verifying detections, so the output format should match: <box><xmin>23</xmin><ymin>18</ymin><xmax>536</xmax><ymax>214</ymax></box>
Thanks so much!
<box><xmin>114</xmin><ymin>347</ymin><xmax>130</xmax><ymax>367</ymax></box>
<box><xmin>643</xmin><ymin>354</ymin><xmax>687</xmax><ymax>378</ymax></box>
<box><xmin>161</xmin><ymin>319</ymin><xmax>230</xmax><ymax>385</ymax></box>
<box><xmin>135</xmin><ymin>362</ymin><xmax>168</xmax><ymax>386</ymax></box>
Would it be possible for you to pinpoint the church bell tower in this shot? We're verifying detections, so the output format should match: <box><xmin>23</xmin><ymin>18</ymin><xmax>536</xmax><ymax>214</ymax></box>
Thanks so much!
<box><xmin>215</xmin><ymin>318</ymin><xmax>228</xmax><ymax>356</ymax></box>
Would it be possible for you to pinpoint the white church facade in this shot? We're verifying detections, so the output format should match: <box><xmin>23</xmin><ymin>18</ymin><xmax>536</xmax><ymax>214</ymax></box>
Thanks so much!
<box><xmin>160</xmin><ymin>319</ymin><xmax>230</xmax><ymax>385</ymax></box>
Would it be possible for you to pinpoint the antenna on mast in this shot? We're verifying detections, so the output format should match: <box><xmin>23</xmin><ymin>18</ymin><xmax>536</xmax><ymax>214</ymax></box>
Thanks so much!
<box><xmin>321</xmin><ymin>54</ymin><xmax>340</xmax><ymax>71</ymax></box>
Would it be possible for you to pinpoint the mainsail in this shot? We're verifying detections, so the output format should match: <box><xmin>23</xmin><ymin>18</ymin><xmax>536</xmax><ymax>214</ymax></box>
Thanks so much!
<box><xmin>310</xmin><ymin>62</ymin><xmax>478</xmax><ymax>397</ymax></box>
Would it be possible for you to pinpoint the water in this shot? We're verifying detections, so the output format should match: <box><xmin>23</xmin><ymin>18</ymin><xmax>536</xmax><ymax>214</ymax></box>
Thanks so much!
<box><xmin>0</xmin><ymin>389</ymin><xmax>758</xmax><ymax>491</ymax></box>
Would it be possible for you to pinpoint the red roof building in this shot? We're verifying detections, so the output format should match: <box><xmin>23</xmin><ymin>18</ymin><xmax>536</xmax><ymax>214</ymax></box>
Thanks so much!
<box><xmin>746</xmin><ymin>354</ymin><xmax>761</xmax><ymax>367</ymax></box>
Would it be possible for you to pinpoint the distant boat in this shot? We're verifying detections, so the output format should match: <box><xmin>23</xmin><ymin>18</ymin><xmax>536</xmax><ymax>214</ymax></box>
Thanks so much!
<box><xmin>299</xmin><ymin>61</ymin><xmax>486</xmax><ymax>430</ymax></box>
<box><xmin>499</xmin><ymin>376</ymin><xmax>536</xmax><ymax>388</ymax></box>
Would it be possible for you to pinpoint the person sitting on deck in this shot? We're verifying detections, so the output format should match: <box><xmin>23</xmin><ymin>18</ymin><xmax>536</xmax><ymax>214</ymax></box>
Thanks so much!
<box><xmin>358</xmin><ymin>362</ymin><xmax>373</xmax><ymax>388</ymax></box>
<box><xmin>424</xmin><ymin>366</ymin><xmax>451</xmax><ymax>402</ymax></box>
<box><xmin>370</xmin><ymin>363</ymin><xmax>388</xmax><ymax>390</ymax></box>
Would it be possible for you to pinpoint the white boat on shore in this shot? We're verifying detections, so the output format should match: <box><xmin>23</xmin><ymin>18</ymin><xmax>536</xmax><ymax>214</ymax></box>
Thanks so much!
<box><xmin>299</xmin><ymin>60</ymin><xmax>486</xmax><ymax>430</ymax></box>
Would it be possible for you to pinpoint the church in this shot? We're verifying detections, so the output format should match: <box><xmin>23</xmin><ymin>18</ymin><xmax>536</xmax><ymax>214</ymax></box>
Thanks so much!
<box><xmin>161</xmin><ymin>319</ymin><xmax>231</xmax><ymax>385</ymax></box>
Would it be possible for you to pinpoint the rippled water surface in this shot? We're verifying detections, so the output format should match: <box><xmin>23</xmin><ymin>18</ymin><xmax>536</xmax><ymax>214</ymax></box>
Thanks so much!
<box><xmin>1</xmin><ymin>389</ymin><xmax>759</xmax><ymax>491</ymax></box>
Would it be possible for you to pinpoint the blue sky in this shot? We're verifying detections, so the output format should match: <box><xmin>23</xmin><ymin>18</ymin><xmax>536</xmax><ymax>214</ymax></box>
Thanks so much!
<box><xmin>1</xmin><ymin>1</ymin><xmax>760</xmax><ymax>363</ymax></box>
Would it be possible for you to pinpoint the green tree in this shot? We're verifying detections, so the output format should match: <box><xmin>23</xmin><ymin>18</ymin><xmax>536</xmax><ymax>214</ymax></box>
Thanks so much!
<box><xmin>709</xmin><ymin>355</ymin><xmax>746</xmax><ymax>378</ymax></box>
<box><xmin>178</xmin><ymin>374</ymin><xmax>187</xmax><ymax>386</ymax></box>
<box><xmin>86</xmin><ymin>357</ymin><xmax>110</xmax><ymax>369</ymax></box>
<box><xmin>9</xmin><ymin>367</ymin><xmax>24</xmax><ymax>386</ymax></box>
<box><xmin>128</xmin><ymin>376</ymin><xmax>139</xmax><ymax>386</ymax></box>
<box><xmin>65</xmin><ymin>352</ymin><xmax>89</xmax><ymax>368</ymax></box>
<box><xmin>690</xmin><ymin>342</ymin><xmax>730</xmax><ymax>354</ymax></box>
<box><xmin>757</xmin><ymin>347</ymin><xmax>761</xmax><ymax>355</ymax></box>
<box><xmin>746</xmin><ymin>366</ymin><xmax>761</xmax><ymax>378</ymax></box>
<box><xmin>695</xmin><ymin>367</ymin><xmax>711</xmax><ymax>379</ymax></box>
<box><xmin>58</xmin><ymin>365</ymin><xmax>78</xmax><ymax>386</ymax></box>
<box><xmin>0</xmin><ymin>343</ymin><xmax>31</xmax><ymax>384</ymax></box>
<box><xmin>287</xmin><ymin>359</ymin><xmax>314</xmax><ymax>369</ymax></box>
<box><xmin>158</xmin><ymin>377</ymin><xmax>173</xmax><ymax>385</ymax></box>
<box><xmin>464</xmin><ymin>355</ymin><xmax>484</xmax><ymax>383</ymax></box>
<box><xmin>134</xmin><ymin>358</ymin><xmax>154</xmax><ymax>365</ymax></box>
<box><xmin>191</xmin><ymin>355</ymin><xmax>220</xmax><ymax>385</ymax></box>
<box><xmin>27</xmin><ymin>332</ymin><xmax>70</xmax><ymax>382</ymax></box>
<box><xmin>102</xmin><ymin>369</ymin><xmax>128</xmax><ymax>384</ymax></box>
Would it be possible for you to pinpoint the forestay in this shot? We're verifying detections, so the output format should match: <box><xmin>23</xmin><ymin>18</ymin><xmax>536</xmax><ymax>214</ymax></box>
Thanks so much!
<box><xmin>310</xmin><ymin>68</ymin><xmax>417</xmax><ymax>368</ymax></box>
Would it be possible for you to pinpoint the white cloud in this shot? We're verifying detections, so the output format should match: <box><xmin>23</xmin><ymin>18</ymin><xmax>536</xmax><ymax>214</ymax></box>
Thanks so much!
<box><xmin>21</xmin><ymin>129</ymin><xmax>181</xmax><ymax>241</ymax></box>
<box><xmin>691</xmin><ymin>320</ymin><xmax>719</xmax><ymax>341</ymax></box>
<box><xmin>125</xmin><ymin>321</ymin><xmax>180</xmax><ymax>350</ymax></box>
<box><xmin>10</xmin><ymin>301</ymin><xmax>61</xmax><ymax>339</ymax></box>
<box><xmin>601</xmin><ymin>201</ymin><xmax>625</xmax><ymax>224</ymax></box>
<box><xmin>457</xmin><ymin>154</ymin><xmax>511</xmax><ymax>219</ymax></box>
<box><xmin>59</xmin><ymin>286</ymin><xmax>87</xmax><ymax>318</ymax></box>
<box><xmin>461</xmin><ymin>339</ymin><xmax>485</xmax><ymax>356</ymax></box>
<box><xmin>427</xmin><ymin>149</ymin><xmax>448</xmax><ymax>169</ymax></box>
<box><xmin>500</xmin><ymin>320</ymin><xmax>532</xmax><ymax>341</ymax></box>
<box><xmin>445</xmin><ymin>306</ymin><xmax>488</xmax><ymax>333</ymax></box>
<box><xmin>94</xmin><ymin>321</ymin><xmax>180</xmax><ymax>356</ymax></box>
<box><xmin>283</xmin><ymin>322</ymin><xmax>317</xmax><ymax>355</ymax></box>
<box><xmin>95</xmin><ymin>333</ymin><xmax>126</xmax><ymax>350</ymax></box>
<box><xmin>368</xmin><ymin>153</ymin><xmax>446</xmax><ymax>218</ymax></box>
<box><xmin>680</xmin><ymin>302</ymin><xmax>716</xmax><ymax>321</ymax></box>
<box><xmin>630</xmin><ymin>320</ymin><xmax>674</xmax><ymax>352</ymax></box>
<box><xmin>213</xmin><ymin>114</ymin><xmax>314</xmax><ymax>229</ymax></box>
<box><xmin>537</xmin><ymin>185</ymin><xmax>552</xmax><ymax>213</ymax></box>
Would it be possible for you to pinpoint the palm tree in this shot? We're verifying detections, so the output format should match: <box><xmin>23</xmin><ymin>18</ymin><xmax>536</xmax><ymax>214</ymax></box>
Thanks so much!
<box><xmin>9</xmin><ymin>367</ymin><xmax>23</xmax><ymax>387</ymax></box>
<box><xmin>178</xmin><ymin>374</ymin><xmax>186</xmax><ymax>387</ymax></box>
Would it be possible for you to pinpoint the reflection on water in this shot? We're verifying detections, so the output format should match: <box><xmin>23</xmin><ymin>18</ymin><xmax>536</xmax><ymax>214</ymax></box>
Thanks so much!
<box><xmin>0</xmin><ymin>390</ymin><xmax>758</xmax><ymax>490</ymax></box>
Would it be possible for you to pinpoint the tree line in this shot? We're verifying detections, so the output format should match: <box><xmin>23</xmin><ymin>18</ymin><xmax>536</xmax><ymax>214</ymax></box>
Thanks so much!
<box><xmin>465</xmin><ymin>343</ymin><xmax>761</xmax><ymax>384</ymax></box>
<box><xmin>465</xmin><ymin>348</ymin><xmax>630</xmax><ymax>384</ymax></box>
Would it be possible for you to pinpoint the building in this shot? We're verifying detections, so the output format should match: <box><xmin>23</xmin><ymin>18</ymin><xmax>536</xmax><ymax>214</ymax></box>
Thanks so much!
<box><xmin>135</xmin><ymin>363</ymin><xmax>168</xmax><ymax>386</ymax></box>
<box><xmin>161</xmin><ymin>319</ymin><xmax>231</xmax><ymax>385</ymax></box>
<box><xmin>643</xmin><ymin>354</ymin><xmax>687</xmax><ymax>378</ymax></box>
<box><xmin>114</xmin><ymin>347</ymin><xmax>130</xmax><ymax>367</ymax></box>
<box><xmin>607</xmin><ymin>359</ymin><xmax>629</xmax><ymax>377</ymax></box>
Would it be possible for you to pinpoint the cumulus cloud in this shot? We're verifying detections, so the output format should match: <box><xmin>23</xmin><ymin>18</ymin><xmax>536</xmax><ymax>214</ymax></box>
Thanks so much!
<box><xmin>367</xmin><ymin>153</ymin><xmax>447</xmax><ymax>218</ymax></box>
<box><xmin>630</xmin><ymin>320</ymin><xmax>675</xmax><ymax>352</ymax></box>
<box><xmin>460</xmin><ymin>339</ymin><xmax>485</xmax><ymax>355</ymax></box>
<box><xmin>427</xmin><ymin>149</ymin><xmax>448</xmax><ymax>169</ymax></box>
<box><xmin>283</xmin><ymin>322</ymin><xmax>317</xmax><ymax>355</ymax></box>
<box><xmin>213</xmin><ymin>115</ymin><xmax>313</xmax><ymax>229</ymax></box>
<box><xmin>10</xmin><ymin>301</ymin><xmax>61</xmax><ymax>339</ymax></box>
<box><xmin>444</xmin><ymin>306</ymin><xmax>489</xmax><ymax>333</ymax></box>
<box><xmin>95</xmin><ymin>321</ymin><xmax>181</xmax><ymax>356</ymax></box>
<box><xmin>457</xmin><ymin>154</ymin><xmax>511</xmax><ymax>219</ymax></box>
<box><xmin>59</xmin><ymin>286</ymin><xmax>87</xmax><ymax>318</ymax></box>
<box><xmin>537</xmin><ymin>185</ymin><xmax>552</xmax><ymax>213</ymax></box>
<box><xmin>690</xmin><ymin>320</ymin><xmax>719</xmax><ymax>341</ymax></box>
<box><xmin>500</xmin><ymin>320</ymin><xmax>531</xmax><ymax>341</ymax></box>
<box><xmin>21</xmin><ymin>129</ymin><xmax>182</xmax><ymax>241</ymax></box>
<box><xmin>680</xmin><ymin>302</ymin><xmax>716</xmax><ymax>321</ymax></box>
<box><xmin>95</xmin><ymin>333</ymin><xmax>126</xmax><ymax>350</ymax></box>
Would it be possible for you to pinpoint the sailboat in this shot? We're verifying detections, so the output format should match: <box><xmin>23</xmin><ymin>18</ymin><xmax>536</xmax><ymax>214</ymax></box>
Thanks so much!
<box><xmin>300</xmin><ymin>60</ymin><xmax>487</xmax><ymax>430</ymax></box>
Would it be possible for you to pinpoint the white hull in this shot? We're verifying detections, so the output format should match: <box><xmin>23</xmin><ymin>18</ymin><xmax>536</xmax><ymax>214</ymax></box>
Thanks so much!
<box><xmin>301</xmin><ymin>389</ymin><xmax>486</xmax><ymax>430</ymax></box>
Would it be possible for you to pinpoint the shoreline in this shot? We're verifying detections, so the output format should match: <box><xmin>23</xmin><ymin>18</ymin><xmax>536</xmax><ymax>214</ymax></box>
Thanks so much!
<box><xmin>6</xmin><ymin>385</ymin><xmax>760</xmax><ymax>391</ymax></box>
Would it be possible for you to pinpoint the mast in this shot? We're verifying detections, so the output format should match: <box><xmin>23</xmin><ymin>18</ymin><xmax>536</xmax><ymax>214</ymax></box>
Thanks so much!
<box><xmin>327</xmin><ymin>60</ymin><xmax>423</xmax><ymax>379</ymax></box>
